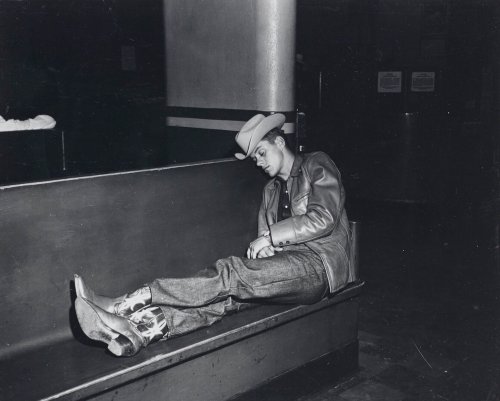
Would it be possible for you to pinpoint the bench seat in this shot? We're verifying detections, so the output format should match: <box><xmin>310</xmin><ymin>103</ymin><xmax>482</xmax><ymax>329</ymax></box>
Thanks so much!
<box><xmin>0</xmin><ymin>282</ymin><xmax>362</xmax><ymax>401</ymax></box>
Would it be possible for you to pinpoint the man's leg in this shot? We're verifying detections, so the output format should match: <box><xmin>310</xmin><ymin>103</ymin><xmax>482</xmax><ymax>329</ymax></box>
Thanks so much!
<box><xmin>158</xmin><ymin>297</ymin><xmax>247</xmax><ymax>338</ymax></box>
<box><xmin>149</xmin><ymin>245</ymin><xmax>328</xmax><ymax>308</ymax></box>
<box><xmin>75</xmin><ymin>246</ymin><xmax>328</xmax><ymax>356</ymax></box>
<box><xmin>152</xmin><ymin>246</ymin><xmax>327</xmax><ymax>338</ymax></box>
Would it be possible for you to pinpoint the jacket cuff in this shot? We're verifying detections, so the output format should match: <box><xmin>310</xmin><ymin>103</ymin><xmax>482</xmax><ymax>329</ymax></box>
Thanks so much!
<box><xmin>270</xmin><ymin>220</ymin><xmax>297</xmax><ymax>247</ymax></box>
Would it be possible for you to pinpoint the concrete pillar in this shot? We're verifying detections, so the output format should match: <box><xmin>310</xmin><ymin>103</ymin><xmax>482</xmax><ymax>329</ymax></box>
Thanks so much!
<box><xmin>164</xmin><ymin>0</ymin><xmax>296</xmax><ymax>134</ymax></box>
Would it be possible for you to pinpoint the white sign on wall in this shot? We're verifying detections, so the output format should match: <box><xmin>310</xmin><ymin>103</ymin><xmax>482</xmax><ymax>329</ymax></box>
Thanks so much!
<box><xmin>377</xmin><ymin>71</ymin><xmax>402</xmax><ymax>93</ymax></box>
<box><xmin>411</xmin><ymin>72</ymin><xmax>435</xmax><ymax>92</ymax></box>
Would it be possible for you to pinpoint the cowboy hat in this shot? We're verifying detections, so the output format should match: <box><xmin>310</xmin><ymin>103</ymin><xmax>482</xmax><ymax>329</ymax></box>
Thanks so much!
<box><xmin>234</xmin><ymin>113</ymin><xmax>286</xmax><ymax>160</ymax></box>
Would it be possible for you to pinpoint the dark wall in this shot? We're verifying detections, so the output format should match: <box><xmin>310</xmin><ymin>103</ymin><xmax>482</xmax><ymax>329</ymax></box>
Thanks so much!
<box><xmin>296</xmin><ymin>0</ymin><xmax>499</xmax><ymax>207</ymax></box>
<box><xmin>296</xmin><ymin>0</ymin><xmax>496</xmax><ymax>119</ymax></box>
<box><xmin>0</xmin><ymin>0</ymin><xmax>166</xmax><ymax>176</ymax></box>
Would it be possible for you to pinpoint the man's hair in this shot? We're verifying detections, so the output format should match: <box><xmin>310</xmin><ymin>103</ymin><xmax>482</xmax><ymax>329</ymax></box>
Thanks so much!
<box><xmin>262</xmin><ymin>127</ymin><xmax>286</xmax><ymax>145</ymax></box>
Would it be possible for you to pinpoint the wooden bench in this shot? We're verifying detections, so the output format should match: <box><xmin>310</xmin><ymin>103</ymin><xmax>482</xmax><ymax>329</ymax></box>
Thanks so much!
<box><xmin>0</xmin><ymin>158</ymin><xmax>362</xmax><ymax>401</ymax></box>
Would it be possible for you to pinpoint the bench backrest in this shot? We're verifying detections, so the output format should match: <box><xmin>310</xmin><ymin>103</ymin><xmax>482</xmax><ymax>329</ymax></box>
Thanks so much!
<box><xmin>0</xmin><ymin>159</ymin><xmax>265</xmax><ymax>359</ymax></box>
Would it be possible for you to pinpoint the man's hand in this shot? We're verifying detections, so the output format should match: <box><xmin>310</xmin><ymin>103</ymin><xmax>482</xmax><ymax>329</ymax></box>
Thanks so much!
<box><xmin>246</xmin><ymin>234</ymin><xmax>272</xmax><ymax>259</ymax></box>
<box><xmin>257</xmin><ymin>245</ymin><xmax>275</xmax><ymax>258</ymax></box>
<box><xmin>256</xmin><ymin>245</ymin><xmax>284</xmax><ymax>259</ymax></box>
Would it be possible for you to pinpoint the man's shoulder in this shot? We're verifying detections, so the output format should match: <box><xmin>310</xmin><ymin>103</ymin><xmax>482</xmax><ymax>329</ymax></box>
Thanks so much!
<box><xmin>302</xmin><ymin>151</ymin><xmax>335</xmax><ymax>168</ymax></box>
<box><xmin>301</xmin><ymin>151</ymin><xmax>341</xmax><ymax>182</ymax></box>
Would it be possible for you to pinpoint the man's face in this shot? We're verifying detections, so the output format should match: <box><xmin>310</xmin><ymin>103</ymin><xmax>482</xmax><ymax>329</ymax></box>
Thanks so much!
<box><xmin>251</xmin><ymin>138</ymin><xmax>284</xmax><ymax>177</ymax></box>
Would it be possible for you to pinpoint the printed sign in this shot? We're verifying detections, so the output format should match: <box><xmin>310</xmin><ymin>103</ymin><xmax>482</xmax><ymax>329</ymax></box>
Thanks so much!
<box><xmin>411</xmin><ymin>72</ymin><xmax>435</xmax><ymax>92</ymax></box>
<box><xmin>378</xmin><ymin>71</ymin><xmax>402</xmax><ymax>93</ymax></box>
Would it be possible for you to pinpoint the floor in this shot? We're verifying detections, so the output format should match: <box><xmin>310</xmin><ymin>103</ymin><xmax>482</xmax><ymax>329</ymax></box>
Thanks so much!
<box><xmin>236</xmin><ymin>198</ymin><xmax>500</xmax><ymax>401</ymax></box>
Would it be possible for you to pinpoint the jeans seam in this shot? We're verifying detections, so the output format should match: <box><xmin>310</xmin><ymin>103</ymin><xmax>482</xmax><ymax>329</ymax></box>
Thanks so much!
<box><xmin>229</xmin><ymin>269</ymin><xmax>324</xmax><ymax>291</ymax></box>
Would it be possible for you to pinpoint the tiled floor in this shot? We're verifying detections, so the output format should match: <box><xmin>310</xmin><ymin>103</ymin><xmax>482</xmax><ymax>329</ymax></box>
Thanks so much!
<box><xmin>235</xmin><ymin>198</ymin><xmax>500</xmax><ymax>401</ymax></box>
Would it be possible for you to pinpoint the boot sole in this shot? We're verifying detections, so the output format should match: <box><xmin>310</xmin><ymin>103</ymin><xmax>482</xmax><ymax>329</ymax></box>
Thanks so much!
<box><xmin>75</xmin><ymin>297</ymin><xmax>133</xmax><ymax>357</ymax></box>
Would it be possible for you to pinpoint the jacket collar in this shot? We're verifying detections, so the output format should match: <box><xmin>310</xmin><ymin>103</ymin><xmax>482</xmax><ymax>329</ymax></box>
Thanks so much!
<box><xmin>289</xmin><ymin>154</ymin><xmax>303</xmax><ymax>178</ymax></box>
<box><xmin>271</xmin><ymin>153</ymin><xmax>303</xmax><ymax>188</ymax></box>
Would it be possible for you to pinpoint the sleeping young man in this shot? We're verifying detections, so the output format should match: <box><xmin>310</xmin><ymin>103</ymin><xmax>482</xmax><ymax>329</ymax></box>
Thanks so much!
<box><xmin>75</xmin><ymin>113</ymin><xmax>351</xmax><ymax>356</ymax></box>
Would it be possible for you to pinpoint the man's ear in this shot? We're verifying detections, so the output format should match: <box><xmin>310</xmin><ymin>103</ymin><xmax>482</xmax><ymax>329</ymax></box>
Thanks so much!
<box><xmin>276</xmin><ymin>135</ymin><xmax>285</xmax><ymax>150</ymax></box>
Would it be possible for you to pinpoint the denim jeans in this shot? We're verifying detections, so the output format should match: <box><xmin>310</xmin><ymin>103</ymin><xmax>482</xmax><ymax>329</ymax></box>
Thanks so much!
<box><xmin>148</xmin><ymin>244</ymin><xmax>328</xmax><ymax>338</ymax></box>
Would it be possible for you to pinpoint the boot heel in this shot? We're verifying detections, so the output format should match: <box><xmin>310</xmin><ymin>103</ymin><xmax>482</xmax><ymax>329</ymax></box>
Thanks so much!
<box><xmin>108</xmin><ymin>335</ymin><xmax>137</xmax><ymax>357</ymax></box>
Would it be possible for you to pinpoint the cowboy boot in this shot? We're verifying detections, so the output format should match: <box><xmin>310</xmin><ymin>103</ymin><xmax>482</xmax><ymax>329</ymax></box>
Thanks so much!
<box><xmin>75</xmin><ymin>297</ymin><xmax>169</xmax><ymax>357</ymax></box>
<box><xmin>126</xmin><ymin>305</ymin><xmax>169</xmax><ymax>348</ymax></box>
<box><xmin>74</xmin><ymin>274</ymin><xmax>151</xmax><ymax>316</ymax></box>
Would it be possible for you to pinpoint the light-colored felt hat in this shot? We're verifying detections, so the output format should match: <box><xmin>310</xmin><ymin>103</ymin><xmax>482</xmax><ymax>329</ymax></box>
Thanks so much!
<box><xmin>234</xmin><ymin>113</ymin><xmax>286</xmax><ymax>160</ymax></box>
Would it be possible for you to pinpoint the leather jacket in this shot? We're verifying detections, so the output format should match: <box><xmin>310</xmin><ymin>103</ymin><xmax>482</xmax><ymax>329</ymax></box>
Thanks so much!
<box><xmin>258</xmin><ymin>152</ymin><xmax>352</xmax><ymax>293</ymax></box>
